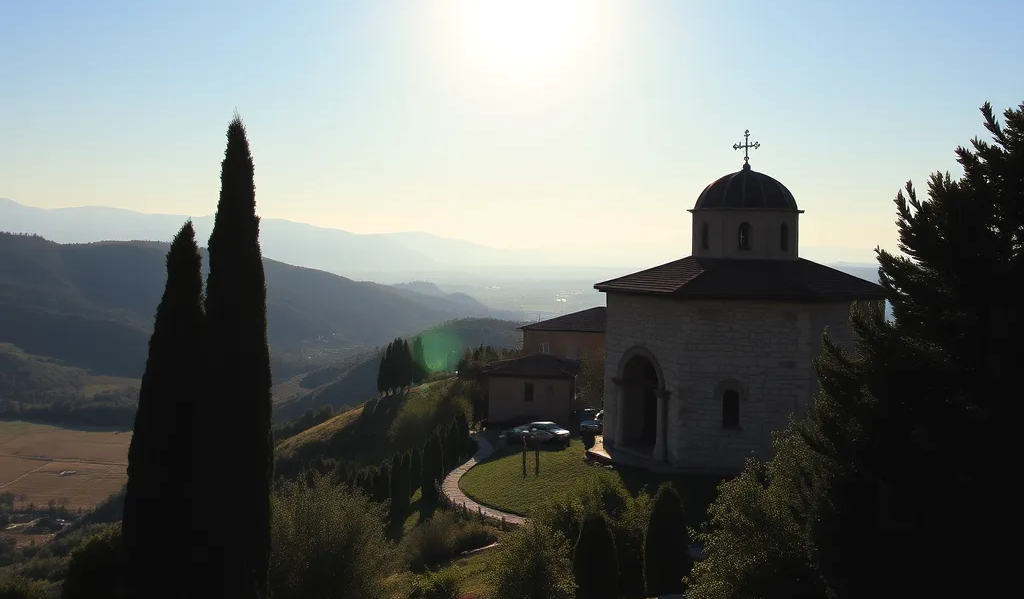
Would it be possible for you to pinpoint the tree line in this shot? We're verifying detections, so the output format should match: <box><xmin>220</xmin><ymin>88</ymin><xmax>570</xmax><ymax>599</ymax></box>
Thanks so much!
<box><xmin>302</xmin><ymin>409</ymin><xmax>471</xmax><ymax>531</ymax></box>
<box><xmin>376</xmin><ymin>337</ymin><xmax>428</xmax><ymax>395</ymax></box>
<box><xmin>116</xmin><ymin>115</ymin><xmax>274</xmax><ymax>599</ymax></box>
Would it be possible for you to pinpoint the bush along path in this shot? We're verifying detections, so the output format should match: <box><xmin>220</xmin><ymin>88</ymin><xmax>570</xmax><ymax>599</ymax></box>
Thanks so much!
<box><xmin>440</xmin><ymin>433</ymin><xmax>528</xmax><ymax>526</ymax></box>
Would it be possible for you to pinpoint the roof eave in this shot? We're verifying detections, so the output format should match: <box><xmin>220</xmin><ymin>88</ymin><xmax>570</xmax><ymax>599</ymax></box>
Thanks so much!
<box><xmin>687</xmin><ymin>207</ymin><xmax>805</xmax><ymax>214</ymax></box>
<box><xmin>588</xmin><ymin>288</ymin><xmax>886</xmax><ymax>302</ymax></box>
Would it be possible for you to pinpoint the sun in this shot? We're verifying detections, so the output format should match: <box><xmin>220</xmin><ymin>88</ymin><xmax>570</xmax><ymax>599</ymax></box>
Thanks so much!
<box><xmin>449</xmin><ymin>0</ymin><xmax>591</xmax><ymax>86</ymax></box>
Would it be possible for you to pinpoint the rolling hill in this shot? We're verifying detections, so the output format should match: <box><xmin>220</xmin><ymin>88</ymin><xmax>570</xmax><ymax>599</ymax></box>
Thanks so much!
<box><xmin>274</xmin><ymin>378</ymin><xmax>472</xmax><ymax>478</ymax></box>
<box><xmin>271</xmin><ymin>317</ymin><xmax>522</xmax><ymax>422</ymax></box>
<box><xmin>0</xmin><ymin>232</ymin><xmax>504</xmax><ymax>379</ymax></box>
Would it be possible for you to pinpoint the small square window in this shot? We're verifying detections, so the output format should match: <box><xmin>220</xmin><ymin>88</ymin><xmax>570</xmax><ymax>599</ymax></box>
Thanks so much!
<box><xmin>539</xmin><ymin>342</ymin><xmax>550</xmax><ymax>354</ymax></box>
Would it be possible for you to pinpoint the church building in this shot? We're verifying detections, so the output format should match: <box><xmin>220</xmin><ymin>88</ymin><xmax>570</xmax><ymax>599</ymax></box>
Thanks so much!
<box><xmin>595</xmin><ymin>132</ymin><xmax>885</xmax><ymax>473</ymax></box>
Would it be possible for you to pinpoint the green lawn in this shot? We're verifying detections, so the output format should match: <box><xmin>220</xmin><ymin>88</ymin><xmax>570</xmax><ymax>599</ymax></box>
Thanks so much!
<box><xmin>459</xmin><ymin>439</ymin><xmax>724</xmax><ymax>527</ymax></box>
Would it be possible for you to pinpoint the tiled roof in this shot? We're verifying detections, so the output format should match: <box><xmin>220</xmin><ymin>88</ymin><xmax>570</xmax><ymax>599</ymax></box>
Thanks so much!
<box><xmin>519</xmin><ymin>307</ymin><xmax>606</xmax><ymax>333</ymax></box>
<box><xmin>480</xmin><ymin>353</ymin><xmax>581</xmax><ymax>379</ymax></box>
<box><xmin>594</xmin><ymin>257</ymin><xmax>885</xmax><ymax>301</ymax></box>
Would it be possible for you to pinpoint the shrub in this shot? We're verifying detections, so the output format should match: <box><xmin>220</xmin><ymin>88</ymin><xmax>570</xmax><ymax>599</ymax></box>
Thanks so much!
<box><xmin>644</xmin><ymin>482</ymin><xmax>691</xmax><ymax>596</ymax></box>
<box><xmin>572</xmin><ymin>513</ymin><xmax>618</xmax><ymax>599</ymax></box>
<box><xmin>488</xmin><ymin>522</ymin><xmax>575</xmax><ymax>599</ymax></box>
<box><xmin>61</xmin><ymin>525</ymin><xmax>123</xmax><ymax>599</ymax></box>
<box><xmin>270</xmin><ymin>471</ymin><xmax>402</xmax><ymax>599</ymax></box>
<box><xmin>409</xmin><ymin>566</ymin><xmax>461</xmax><ymax>599</ymax></box>
<box><xmin>0</xmin><ymin>577</ymin><xmax>45</xmax><ymax>599</ymax></box>
<box><xmin>401</xmin><ymin>511</ymin><xmax>498</xmax><ymax>572</ymax></box>
<box><xmin>532</xmin><ymin>476</ymin><xmax>630</xmax><ymax>544</ymax></box>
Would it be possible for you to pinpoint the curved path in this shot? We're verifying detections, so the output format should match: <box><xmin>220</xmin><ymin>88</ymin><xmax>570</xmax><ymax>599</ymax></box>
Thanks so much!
<box><xmin>441</xmin><ymin>433</ymin><xmax>528</xmax><ymax>526</ymax></box>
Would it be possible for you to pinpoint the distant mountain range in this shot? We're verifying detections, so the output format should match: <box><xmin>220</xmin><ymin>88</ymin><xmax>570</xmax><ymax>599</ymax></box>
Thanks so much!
<box><xmin>0</xmin><ymin>232</ymin><xmax>518</xmax><ymax>379</ymax></box>
<box><xmin>0</xmin><ymin>198</ymin><xmax>878</xmax><ymax>280</ymax></box>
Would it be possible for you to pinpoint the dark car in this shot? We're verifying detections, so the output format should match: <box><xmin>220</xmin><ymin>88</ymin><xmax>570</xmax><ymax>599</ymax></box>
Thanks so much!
<box><xmin>580</xmin><ymin>410</ymin><xmax>603</xmax><ymax>435</ymax></box>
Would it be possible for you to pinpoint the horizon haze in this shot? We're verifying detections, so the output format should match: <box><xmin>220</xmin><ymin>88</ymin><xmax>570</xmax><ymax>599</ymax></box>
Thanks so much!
<box><xmin>3</xmin><ymin>0</ymin><xmax>1023</xmax><ymax>266</ymax></box>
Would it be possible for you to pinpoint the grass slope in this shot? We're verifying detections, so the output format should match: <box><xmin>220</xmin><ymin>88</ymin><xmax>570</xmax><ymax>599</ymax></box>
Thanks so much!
<box><xmin>460</xmin><ymin>440</ymin><xmax>723</xmax><ymax>527</ymax></box>
<box><xmin>275</xmin><ymin>379</ymin><xmax>471</xmax><ymax>475</ymax></box>
<box><xmin>272</xmin><ymin>317</ymin><xmax>522</xmax><ymax>421</ymax></box>
<box><xmin>0</xmin><ymin>232</ymin><xmax>490</xmax><ymax>378</ymax></box>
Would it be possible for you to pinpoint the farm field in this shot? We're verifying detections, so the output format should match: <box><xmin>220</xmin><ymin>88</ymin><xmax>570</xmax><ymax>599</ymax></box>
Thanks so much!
<box><xmin>0</xmin><ymin>421</ymin><xmax>131</xmax><ymax>511</ymax></box>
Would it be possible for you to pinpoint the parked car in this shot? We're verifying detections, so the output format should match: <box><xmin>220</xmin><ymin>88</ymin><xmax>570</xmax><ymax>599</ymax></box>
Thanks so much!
<box><xmin>498</xmin><ymin>421</ymin><xmax>571</xmax><ymax>445</ymax></box>
<box><xmin>580</xmin><ymin>410</ymin><xmax>603</xmax><ymax>435</ymax></box>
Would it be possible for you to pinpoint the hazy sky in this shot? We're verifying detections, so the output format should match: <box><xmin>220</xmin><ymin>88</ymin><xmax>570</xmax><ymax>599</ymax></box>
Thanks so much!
<box><xmin>3</xmin><ymin>0</ymin><xmax>1022</xmax><ymax>264</ymax></box>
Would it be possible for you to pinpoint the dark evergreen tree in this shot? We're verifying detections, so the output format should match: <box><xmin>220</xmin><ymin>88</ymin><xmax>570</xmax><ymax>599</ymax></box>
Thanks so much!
<box><xmin>688</xmin><ymin>101</ymin><xmax>1024</xmax><ymax>599</ymax></box>
<box><xmin>409</xmin><ymin>447</ymin><xmax>423</xmax><ymax>495</ymax></box>
<box><xmin>389</xmin><ymin>452</ymin><xmax>411</xmax><ymax>525</ymax></box>
<box><xmin>376</xmin><ymin>354</ymin><xmax>386</xmax><ymax>396</ymax></box>
<box><xmin>442</xmin><ymin>422</ymin><xmax>460</xmax><ymax>473</ymax></box>
<box><xmin>402</xmin><ymin>338</ymin><xmax>415</xmax><ymax>388</ymax></box>
<box><xmin>382</xmin><ymin>342</ymin><xmax>395</xmax><ymax>394</ymax></box>
<box><xmin>122</xmin><ymin>222</ymin><xmax>203</xmax><ymax>599</ymax></box>
<box><xmin>201</xmin><ymin>114</ymin><xmax>273</xmax><ymax>599</ymax></box>
<box><xmin>360</xmin><ymin>467</ymin><xmax>377</xmax><ymax>498</ymax></box>
<box><xmin>573</xmin><ymin>512</ymin><xmax>618</xmax><ymax>599</ymax></box>
<box><xmin>644</xmin><ymin>483</ymin><xmax>690</xmax><ymax>596</ymax></box>
<box><xmin>453</xmin><ymin>410</ymin><xmax>470</xmax><ymax>461</ymax></box>
<box><xmin>411</xmin><ymin>336</ymin><xmax>428</xmax><ymax>384</ymax></box>
<box><xmin>374</xmin><ymin>459</ymin><xmax>391</xmax><ymax>504</ymax></box>
<box><xmin>420</xmin><ymin>432</ymin><xmax>443</xmax><ymax>503</ymax></box>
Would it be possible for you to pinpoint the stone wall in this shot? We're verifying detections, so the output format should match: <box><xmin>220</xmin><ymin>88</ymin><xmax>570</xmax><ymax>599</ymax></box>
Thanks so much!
<box><xmin>487</xmin><ymin>376</ymin><xmax>574</xmax><ymax>426</ymax></box>
<box><xmin>522</xmin><ymin>330</ymin><xmax>605</xmax><ymax>360</ymax></box>
<box><xmin>603</xmin><ymin>293</ymin><xmax>862</xmax><ymax>472</ymax></box>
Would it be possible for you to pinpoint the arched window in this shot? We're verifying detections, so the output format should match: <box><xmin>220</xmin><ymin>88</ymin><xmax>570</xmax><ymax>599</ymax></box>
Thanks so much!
<box><xmin>722</xmin><ymin>389</ymin><xmax>740</xmax><ymax>428</ymax></box>
<box><xmin>701</xmin><ymin>222</ymin><xmax>709</xmax><ymax>250</ymax></box>
<box><xmin>780</xmin><ymin>223</ymin><xmax>789</xmax><ymax>252</ymax></box>
<box><xmin>738</xmin><ymin>222</ymin><xmax>751</xmax><ymax>251</ymax></box>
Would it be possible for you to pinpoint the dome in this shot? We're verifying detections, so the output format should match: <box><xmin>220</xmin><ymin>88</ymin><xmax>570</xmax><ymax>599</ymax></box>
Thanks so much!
<box><xmin>692</xmin><ymin>164</ymin><xmax>800</xmax><ymax>212</ymax></box>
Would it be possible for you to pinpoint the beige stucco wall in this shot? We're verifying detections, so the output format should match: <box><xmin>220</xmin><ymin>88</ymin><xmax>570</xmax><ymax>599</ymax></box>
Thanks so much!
<box><xmin>603</xmin><ymin>292</ymin><xmax>873</xmax><ymax>472</ymax></box>
<box><xmin>522</xmin><ymin>330</ymin><xmax>605</xmax><ymax>360</ymax></box>
<box><xmin>691</xmin><ymin>209</ymin><xmax>801</xmax><ymax>260</ymax></box>
<box><xmin>487</xmin><ymin>376</ymin><xmax>574</xmax><ymax>425</ymax></box>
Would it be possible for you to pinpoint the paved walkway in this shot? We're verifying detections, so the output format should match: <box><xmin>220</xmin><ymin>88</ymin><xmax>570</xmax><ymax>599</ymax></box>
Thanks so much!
<box><xmin>440</xmin><ymin>433</ymin><xmax>528</xmax><ymax>526</ymax></box>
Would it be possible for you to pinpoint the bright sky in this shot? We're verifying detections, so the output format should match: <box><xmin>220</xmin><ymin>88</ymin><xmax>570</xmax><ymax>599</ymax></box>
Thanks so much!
<box><xmin>2</xmin><ymin>0</ymin><xmax>1022</xmax><ymax>263</ymax></box>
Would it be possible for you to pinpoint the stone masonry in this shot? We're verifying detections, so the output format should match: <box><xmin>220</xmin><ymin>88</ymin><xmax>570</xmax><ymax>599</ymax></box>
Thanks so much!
<box><xmin>602</xmin><ymin>293</ymin><xmax>857</xmax><ymax>472</ymax></box>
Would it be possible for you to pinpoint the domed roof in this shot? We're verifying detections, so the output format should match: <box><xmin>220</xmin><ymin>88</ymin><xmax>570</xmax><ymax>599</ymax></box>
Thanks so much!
<box><xmin>691</xmin><ymin>164</ymin><xmax>800</xmax><ymax>212</ymax></box>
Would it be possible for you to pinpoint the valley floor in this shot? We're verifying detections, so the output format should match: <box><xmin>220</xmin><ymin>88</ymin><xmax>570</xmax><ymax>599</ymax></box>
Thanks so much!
<box><xmin>0</xmin><ymin>421</ymin><xmax>130</xmax><ymax>511</ymax></box>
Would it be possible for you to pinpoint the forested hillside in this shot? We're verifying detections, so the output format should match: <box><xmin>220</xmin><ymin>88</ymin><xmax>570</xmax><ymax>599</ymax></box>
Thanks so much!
<box><xmin>0</xmin><ymin>233</ymin><xmax>498</xmax><ymax>378</ymax></box>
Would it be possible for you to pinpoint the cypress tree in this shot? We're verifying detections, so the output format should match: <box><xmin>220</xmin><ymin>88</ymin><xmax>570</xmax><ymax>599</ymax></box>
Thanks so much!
<box><xmin>201</xmin><ymin>114</ymin><xmax>273</xmax><ymax>599</ymax></box>
<box><xmin>442</xmin><ymin>422</ymin><xmax>460</xmax><ymax>473</ymax></box>
<box><xmin>376</xmin><ymin>354</ymin><xmax>385</xmax><ymax>396</ymax></box>
<box><xmin>643</xmin><ymin>483</ymin><xmax>690</xmax><ymax>596</ymax></box>
<box><xmin>382</xmin><ymin>342</ymin><xmax>394</xmax><ymax>394</ymax></box>
<box><xmin>411</xmin><ymin>336</ymin><xmax>427</xmax><ymax>384</ymax></box>
<box><xmin>122</xmin><ymin>221</ymin><xmax>204</xmax><ymax>599</ymax></box>
<box><xmin>389</xmin><ymin>452</ymin><xmax>411</xmax><ymax>525</ymax></box>
<box><xmin>360</xmin><ymin>467</ymin><xmax>377</xmax><ymax>498</ymax></box>
<box><xmin>374</xmin><ymin>459</ymin><xmax>391</xmax><ymax>504</ymax></box>
<box><xmin>420</xmin><ymin>432</ymin><xmax>443</xmax><ymax>503</ymax></box>
<box><xmin>409</xmin><ymin>448</ymin><xmax>423</xmax><ymax>495</ymax></box>
<box><xmin>573</xmin><ymin>512</ymin><xmax>619</xmax><ymax>599</ymax></box>
<box><xmin>454</xmin><ymin>410</ymin><xmax>470</xmax><ymax>461</ymax></box>
<box><xmin>401</xmin><ymin>338</ymin><xmax>414</xmax><ymax>388</ymax></box>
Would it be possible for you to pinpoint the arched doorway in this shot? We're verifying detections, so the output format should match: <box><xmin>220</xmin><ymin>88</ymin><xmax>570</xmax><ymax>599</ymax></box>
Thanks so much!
<box><xmin>619</xmin><ymin>352</ymin><xmax>661</xmax><ymax>451</ymax></box>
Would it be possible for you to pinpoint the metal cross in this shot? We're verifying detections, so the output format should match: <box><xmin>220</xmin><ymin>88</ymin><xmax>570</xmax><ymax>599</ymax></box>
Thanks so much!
<box><xmin>733</xmin><ymin>129</ymin><xmax>760</xmax><ymax>166</ymax></box>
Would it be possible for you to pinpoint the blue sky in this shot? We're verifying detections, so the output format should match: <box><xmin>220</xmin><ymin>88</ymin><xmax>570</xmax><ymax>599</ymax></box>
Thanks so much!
<box><xmin>2</xmin><ymin>0</ymin><xmax>1021</xmax><ymax>264</ymax></box>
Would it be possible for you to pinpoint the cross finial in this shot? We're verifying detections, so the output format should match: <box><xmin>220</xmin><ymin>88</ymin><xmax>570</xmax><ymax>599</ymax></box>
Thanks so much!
<box><xmin>733</xmin><ymin>129</ymin><xmax>760</xmax><ymax>169</ymax></box>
